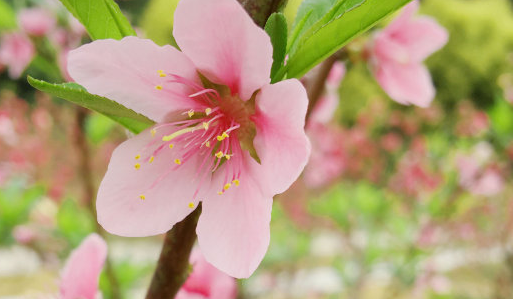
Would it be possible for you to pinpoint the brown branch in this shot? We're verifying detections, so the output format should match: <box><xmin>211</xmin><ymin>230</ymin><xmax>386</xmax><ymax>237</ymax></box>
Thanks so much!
<box><xmin>305</xmin><ymin>54</ymin><xmax>339</xmax><ymax>119</ymax></box>
<box><xmin>237</xmin><ymin>0</ymin><xmax>288</xmax><ymax>28</ymax></box>
<box><xmin>145</xmin><ymin>206</ymin><xmax>202</xmax><ymax>299</ymax></box>
<box><xmin>73</xmin><ymin>107</ymin><xmax>122</xmax><ymax>299</ymax></box>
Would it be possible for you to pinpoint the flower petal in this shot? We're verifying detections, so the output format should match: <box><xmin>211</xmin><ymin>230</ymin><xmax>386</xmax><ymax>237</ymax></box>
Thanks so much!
<box><xmin>60</xmin><ymin>234</ymin><xmax>107</xmax><ymax>299</ymax></box>
<box><xmin>197</xmin><ymin>159</ymin><xmax>272</xmax><ymax>278</ymax></box>
<box><xmin>375</xmin><ymin>62</ymin><xmax>435</xmax><ymax>107</ymax></box>
<box><xmin>173</xmin><ymin>0</ymin><xmax>272</xmax><ymax>100</ymax></box>
<box><xmin>388</xmin><ymin>17</ymin><xmax>448</xmax><ymax>62</ymax></box>
<box><xmin>96</xmin><ymin>128</ymin><xmax>207</xmax><ymax>237</ymax></box>
<box><xmin>68</xmin><ymin>36</ymin><xmax>201</xmax><ymax>122</ymax></box>
<box><xmin>252</xmin><ymin>79</ymin><xmax>311</xmax><ymax>194</ymax></box>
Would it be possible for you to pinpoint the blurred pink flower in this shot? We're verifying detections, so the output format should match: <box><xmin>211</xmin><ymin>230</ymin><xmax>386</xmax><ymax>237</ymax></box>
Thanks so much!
<box><xmin>304</xmin><ymin>62</ymin><xmax>347</xmax><ymax>188</ymax></box>
<box><xmin>68</xmin><ymin>0</ymin><xmax>310</xmax><ymax>278</ymax></box>
<box><xmin>59</xmin><ymin>234</ymin><xmax>107</xmax><ymax>299</ymax></box>
<box><xmin>368</xmin><ymin>0</ymin><xmax>448</xmax><ymax>107</ymax></box>
<box><xmin>456</xmin><ymin>155</ymin><xmax>504</xmax><ymax>197</ymax></box>
<box><xmin>12</xmin><ymin>225</ymin><xmax>36</xmax><ymax>244</ymax></box>
<box><xmin>18</xmin><ymin>8</ymin><xmax>56</xmax><ymax>37</ymax></box>
<box><xmin>177</xmin><ymin>249</ymin><xmax>237</xmax><ymax>299</ymax></box>
<box><xmin>0</xmin><ymin>32</ymin><xmax>35</xmax><ymax>79</ymax></box>
<box><xmin>304</xmin><ymin>123</ymin><xmax>346</xmax><ymax>188</ymax></box>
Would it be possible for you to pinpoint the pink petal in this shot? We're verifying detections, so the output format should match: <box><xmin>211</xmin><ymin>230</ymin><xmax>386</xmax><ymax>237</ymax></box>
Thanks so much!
<box><xmin>0</xmin><ymin>32</ymin><xmax>35</xmax><ymax>79</ymax></box>
<box><xmin>197</xmin><ymin>159</ymin><xmax>272</xmax><ymax>278</ymax></box>
<box><xmin>375</xmin><ymin>62</ymin><xmax>435</xmax><ymax>107</ymax></box>
<box><xmin>96</xmin><ymin>127</ymin><xmax>207</xmax><ymax>237</ymax></box>
<box><xmin>389</xmin><ymin>16</ymin><xmax>448</xmax><ymax>62</ymax></box>
<box><xmin>173</xmin><ymin>0</ymin><xmax>273</xmax><ymax>100</ymax></box>
<box><xmin>68</xmin><ymin>37</ymin><xmax>201</xmax><ymax>122</ymax></box>
<box><xmin>18</xmin><ymin>8</ymin><xmax>56</xmax><ymax>36</ymax></box>
<box><xmin>60</xmin><ymin>234</ymin><xmax>107</xmax><ymax>299</ymax></box>
<box><xmin>387</xmin><ymin>0</ymin><xmax>420</xmax><ymax>33</ymax></box>
<box><xmin>179</xmin><ymin>249</ymin><xmax>237</xmax><ymax>299</ymax></box>
<box><xmin>252</xmin><ymin>79</ymin><xmax>311</xmax><ymax>194</ymax></box>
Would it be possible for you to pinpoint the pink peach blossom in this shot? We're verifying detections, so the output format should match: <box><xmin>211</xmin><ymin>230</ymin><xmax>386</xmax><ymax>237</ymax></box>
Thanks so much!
<box><xmin>368</xmin><ymin>0</ymin><xmax>448</xmax><ymax>107</ymax></box>
<box><xmin>68</xmin><ymin>0</ymin><xmax>310</xmax><ymax>278</ymax></box>
<box><xmin>18</xmin><ymin>8</ymin><xmax>56</xmax><ymax>37</ymax></box>
<box><xmin>0</xmin><ymin>32</ymin><xmax>35</xmax><ymax>79</ymax></box>
<box><xmin>176</xmin><ymin>249</ymin><xmax>237</xmax><ymax>299</ymax></box>
<box><xmin>59</xmin><ymin>234</ymin><xmax>107</xmax><ymax>299</ymax></box>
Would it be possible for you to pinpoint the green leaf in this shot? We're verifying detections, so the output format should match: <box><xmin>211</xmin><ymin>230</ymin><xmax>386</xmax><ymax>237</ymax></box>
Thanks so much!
<box><xmin>0</xmin><ymin>0</ymin><xmax>16</xmax><ymax>30</ymax></box>
<box><xmin>265</xmin><ymin>13</ymin><xmax>288</xmax><ymax>82</ymax></box>
<box><xmin>58</xmin><ymin>0</ymin><xmax>136</xmax><ymax>40</ymax></box>
<box><xmin>28</xmin><ymin>76</ymin><xmax>154</xmax><ymax>133</ymax></box>
<box><xmin>286</xmin><ymin>0</ymin><xmax>411</xmax><ymax>79</ymax></box>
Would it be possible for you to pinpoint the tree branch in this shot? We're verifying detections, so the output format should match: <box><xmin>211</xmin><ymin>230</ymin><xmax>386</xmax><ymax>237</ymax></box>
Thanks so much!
<box><xmin>145</xmin><ymin>206</ymin><xmax>202</xmax><ymax>299</ymax></box>
<box><xmin>237</xmin><ymin>0</ymin><xmax>288</xmax><ymax>28</ymax></box>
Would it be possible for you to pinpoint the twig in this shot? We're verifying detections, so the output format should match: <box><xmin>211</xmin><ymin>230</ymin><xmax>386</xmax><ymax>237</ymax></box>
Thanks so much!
<box><xmin>145</xmin><ymin>206</ymin><xmax>202</xmax><ymax>299</ymax></box>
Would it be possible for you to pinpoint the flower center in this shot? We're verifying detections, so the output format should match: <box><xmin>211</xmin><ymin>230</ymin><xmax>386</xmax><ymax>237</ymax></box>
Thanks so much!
<box><xmin>132</xmin><ymin>71</ymin><xmax>259</xmax><ymax>204</ymax></box>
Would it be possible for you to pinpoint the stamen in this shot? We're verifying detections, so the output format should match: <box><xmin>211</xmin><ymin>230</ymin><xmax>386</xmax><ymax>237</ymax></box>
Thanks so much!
<box><xmin>205</xmin><ymin>141</ymin><xmax>211</xmax><ymax>148</ymax></box>
<box><xmin>151</xmin><ymin>129</ymin><xmax>157</xmax><ymax>137</ymax></box>
<box><xmin>169</xmin><ymin>144</ymin><xmax>174</xmax><ymax>149</ymax></box>
<box><xmin>225</xmin><ymin>154</ymin><xmax>232</xmax><ymax>160</ymax></box>
<box><xmin>149</xmin><ymin>156</ymin><xmax>155</xmax><ymax>163</ymax></box>
<box><xmin>139</xmin><ymin>195</ymin><xmax>146</xmax><ymax>200</ymax></box>
<box><xmin>174</xmin><ymin>159</ymin><xmax>182</xmax><ymax>165</ymax></box>
<box><xmin>155</xmin><ymin>85</ymin><xmax>163</xmax><ymax>90</ymax></box>
<box><xmin>215</xmin><ymin>151</ymin><xmax>224</xmax><ymax>159</ymax></box>
<box><xmin>134</xmin><ymin>163</ymin><xmax>141</xmax><ymax>170</ymax></box>
<box><xmin>202</xmin><ymin>122</ymin><xmax>209</xmax><ymax>130</ymax></box>
<box><xmin>187</xmin><ymin>110</ymin><xmax>195</xmax><ymax>118</ymax></box>
<box><xmin>224</xmin><ymin>183</ymin><xmax>231</xmax><ymax>190</ymax></box>
<box><xmin>162</xmin><ymin>126</ymin><xmax>197</xmax><ymax>142</ymax></box>
<box><xmin>135</xmin><ymin>154</ymin><xmax>141</xmax><ymax>160</ymax></box>
<box><xmin>217</xmin><ymin>191</ymin><xmax>223</xmax><ymax>195</ymax></box>
<box><xmin>188</xmin><ymin>202</ymin><xmax>195</xmax><ymax>209</ymax></box>
<box><xmin>205</xmin><ymin>108</ymin><xmax>212</xmax><ymax>115</ymax></box>
<box><xmin>157</xmin><ymin>70</ymin><xmax>167</xmax><ymax>77</ymax></box>
<box><xmin>232</xmin><ymin>179</ymin><xmax>240</xmax><ymax>186</ymax></box>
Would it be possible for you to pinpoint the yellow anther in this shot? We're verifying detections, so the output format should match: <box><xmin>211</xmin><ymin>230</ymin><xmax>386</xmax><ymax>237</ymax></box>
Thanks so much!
<box><xmin>169</xmin><ymin>144</ymin><xmax>174</xmax><ymax>149</ymax></box>
<box><xmin>155</xmin><ymin>85</ymin><xmax>163</xmax><ymax>90</ymax></box>
<box><xmin>149</xmin><ymin>156</ymin><xmax>155</xmax><ymax>163</ymax></box>
<box><xmin>225</xmin><ymin>154</ymin><xmax>232</xmax><ymax>160</ymax></box>
<box><xmin>224</xmin><ymin>183</ymin><xmax>232</xmax><ymax>190</ymax></box>
<box><xmin>188</xmin><ymin>202</ymin><xmax>195</xmax><ymax>209</ymax></box>
<box><xmin>205</xmin><ymin>108</ymin><xmax>212</xmax><ymax>115</ymax></box>
<box><xmin>139</xmin><ymin>195</ymin><xmax>146</xmax><ymax>200</ymax></box>
<box><xmin>174</xmin><ymin>159</ymin><xmax>182</xmax><ymax>165</ymax></box>
<box><xmin>187</xmin><ymin>110</ymin><xmax>195</xmax><ymax>118</ymax></box>
<box><xmin>157</xmin><ymin>70</ymin><xmax>167</xmax><ymax>77</ymax></box>
<box><xmin>232</xmin><ymin>179</ymin><xmax>240</xmax><ymax>186</ymax></box>
<box><xmin>215</xmin><ymin>151</ymin><xmax>224</xmax><ymax>159</ymax></box>
<box><xmin>217</xmin><ymin>191</ymin><xmax>223</xmax><ymax>195</ymax></box>
<box><xmin>135</xmin><ymin>154</ymin><xmax>141</xmax><ymax>160</ymax></box>
<box><xmin>222</xmin><ymin>132</ymin><xmax>229</xmax><ymax>139</ymax></box>
<box><xmin>134</xmin><ymin>163</ymin><xmax>141</xmax><ymax>170</ymax></box>
<box><xmin>217</xmin><ymin>135</ymin><xmax>224</xmax><ymax>141</ymax></box>
<box><xmin>202</xmin><ymin>122</ymin><xmax>209</xmax><ymax>130</ymax></box>
<box><xmin>205</xmin><ymin>141</ymin><xmax>211</xmax><ymax>148</ymax></box>
<box><xmin>151</xmin><ymin>129</ymin><xmax>157</xmax><ymax>137</ymax></box>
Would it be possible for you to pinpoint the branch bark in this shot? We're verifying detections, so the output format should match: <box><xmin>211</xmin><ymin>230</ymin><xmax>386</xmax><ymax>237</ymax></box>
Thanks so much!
<box><xmin>145</xmin><ymin>206</ymin><xmax>202</xmax><ymax>299</ymax></box>
<box><xmin>237</xmin><ymin>0</ymin><xmax>288</xmax><ymax>28</ymax></box>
